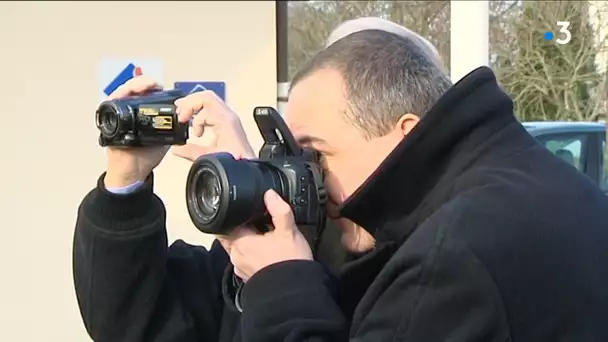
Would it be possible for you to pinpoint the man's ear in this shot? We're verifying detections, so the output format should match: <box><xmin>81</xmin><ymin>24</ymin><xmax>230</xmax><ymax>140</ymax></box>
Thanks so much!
<box><xmin>396</xmin><ymin>113</ymin><xmax>420</xmax><ymax>137</ymax></box>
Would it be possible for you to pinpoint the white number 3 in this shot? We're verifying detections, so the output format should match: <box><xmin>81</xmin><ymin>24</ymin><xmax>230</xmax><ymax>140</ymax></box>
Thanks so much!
<box><xmin>556</xmin><ymin>21</ymin><xmax>572</xmax><ymax>45</ymax></box>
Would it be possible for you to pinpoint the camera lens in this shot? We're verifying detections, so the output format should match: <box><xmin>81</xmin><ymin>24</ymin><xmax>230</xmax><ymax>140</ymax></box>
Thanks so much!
<box><xmin>97</xmin><ymin>104</ymin><xmax>120</xmax><ymax>138</ymax></box>
<box><xmin>186</xmin><ymin>152</ymin><xmax>285</xmax><ymax>235</ymax></box>
<box><xmin>195</xmin><ymin>169</ymin><xmax>222</xmax><ymax>220</ymax></box>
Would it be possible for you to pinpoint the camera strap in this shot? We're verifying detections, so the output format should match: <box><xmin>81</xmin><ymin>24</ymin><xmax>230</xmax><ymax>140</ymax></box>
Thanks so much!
<box><xmin>221</xmin><ymin>264</ymin><xmax>245</xmax><ymax>314</ymax></box>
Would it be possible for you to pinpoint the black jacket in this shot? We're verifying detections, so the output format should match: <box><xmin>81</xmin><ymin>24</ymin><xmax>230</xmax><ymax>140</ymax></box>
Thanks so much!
<box><xmin>73</xmin><ymin>67</ymin><xmax>608</xmax><ymax>342</ymax></box>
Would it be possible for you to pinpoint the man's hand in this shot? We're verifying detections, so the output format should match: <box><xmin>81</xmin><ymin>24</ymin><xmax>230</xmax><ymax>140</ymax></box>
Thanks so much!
<box><xmin>104</xmin><ymin>76</ymin><xmax>168</xmax><ymax>188</ymax></box>
<box><xmin>172</xmin><ymin>90</ymin><xmax>256</xmax><ymax>161</ymax></box>
<box><xmin>224</xmin><ymin>190</ymin><xmax>313</xmax><ymax>282</ymax></box>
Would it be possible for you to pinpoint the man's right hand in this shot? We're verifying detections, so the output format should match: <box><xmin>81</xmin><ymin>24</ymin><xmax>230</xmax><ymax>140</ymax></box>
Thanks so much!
<box><xmin>104</xmin><ymin>76</ymin><xmax>169</xmax><ymax>188</ymax></box>
<box><xmin>172</xmin><ymin>90</ymin><xmax>256</xmax><ymax>162</ymax></box>
<box><xmin>170</xmin><ymin>90</ymin><xmax>257</xmax><ymax>263</ymax></box>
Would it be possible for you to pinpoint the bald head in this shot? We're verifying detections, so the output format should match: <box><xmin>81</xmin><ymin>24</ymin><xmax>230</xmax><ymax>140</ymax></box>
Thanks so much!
<box><xmin>326</xmin><ymin>17</ymin><xmax>445</xmax><ymax>72</ymax></box>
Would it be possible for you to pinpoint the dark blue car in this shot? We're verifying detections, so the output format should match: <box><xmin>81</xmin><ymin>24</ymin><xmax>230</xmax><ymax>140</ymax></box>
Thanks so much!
<box><xmin>524</xmin><ymin>121</ymin><xmax>607</xmax><ymax>194</ymax></box>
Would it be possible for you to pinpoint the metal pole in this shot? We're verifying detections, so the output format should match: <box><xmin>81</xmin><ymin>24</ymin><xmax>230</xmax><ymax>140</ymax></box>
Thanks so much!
<box><xmin>276</xmin><ymin>0</ymin><xmax>289</xmax><ymax>116</ymax></box>
<box><xmin>450</xmin><ymin>0</ymin><xmax>489</xmax><ymax>82</ymax></box>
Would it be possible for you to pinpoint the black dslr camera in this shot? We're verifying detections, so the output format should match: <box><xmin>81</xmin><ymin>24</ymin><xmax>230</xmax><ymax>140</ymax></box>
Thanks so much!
<box><xmin>95</xmin><ymin>89</ymin><xmax>188</xmax><ymax>147</ymax></box>
<box><xmin>185</xmin><ymin>106</ymin><xmax>327</xmax><ymax>235</ymax></box>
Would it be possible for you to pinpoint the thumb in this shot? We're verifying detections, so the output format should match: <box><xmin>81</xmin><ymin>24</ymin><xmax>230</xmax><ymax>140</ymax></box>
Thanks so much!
<box><xmin>264</xmin><ymin>190</ymin><xmax>296</xmax><ymax>233</ymax></box>
<box><xmin>171</xmin><ymin>143</ymin><xmax>214</xmax><ymax>162</ymax></box>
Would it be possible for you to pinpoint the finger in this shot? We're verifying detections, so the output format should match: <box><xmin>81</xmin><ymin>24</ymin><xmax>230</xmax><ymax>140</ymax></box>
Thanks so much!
<box><xmin>228</xmin><ymin>244</ymin><xmax>249</xmax><ymax>280</ymax></box>
<box><xmin>191</xmin><ymin>109</ymin><xmax>209</xmax><ymax>137</ymax></box>
<box><xmin>175</xmin><ymin>90</ymin><xmax>220</xmax><ymax>123</ymax></box>
<box><xmin>233</xmin><ymin>267</ymin><xmax>247</xmax><ymax>281</ymax></box>
<box><xmin>230</xmin><ymin>251</ymin><xmax>250</xmax><ymax>282</ymax></box>
<box><xmin>216</xmin><ymin>236</ymin><xmax>232</xmax><ymax>253</ymax></box>
<box><xmin>229</xmin><ymin>225</ymin><xmax>259</xmax><ymax>241</ymax></box>
<box><xmin>264</xmin><ymin>190</ymin><xmax>296</xmax><ymax>234</ymax></box>
<box><xmin>108</xmin><ymin>75</ymin><xmax>162</xmax><ymax>100</ymax></box>
<box><xmin>171</xmin><ymin>143</ymin><xmax>215</xmax><ymax>162</ymax></box>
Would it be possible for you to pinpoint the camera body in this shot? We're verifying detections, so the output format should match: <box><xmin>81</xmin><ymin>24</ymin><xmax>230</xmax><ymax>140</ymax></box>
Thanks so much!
<box><xmin>185</xmin><ymin>106</ymin><xmax>327</xmax><ymax>235</ymax></box>
<box><xmin>254</xmin><ymin>157</ymin><xmax>324</xmax><ymax>228</ymax></box>
<box><xmin>253</xmin><ymin>107</ymin><xmax>326</xmax><ymax>229</ymax></box>
<box><xmin>95</xmin><ymin>89</ymin><xmax>188</xmax><ymax>147</ymax></box>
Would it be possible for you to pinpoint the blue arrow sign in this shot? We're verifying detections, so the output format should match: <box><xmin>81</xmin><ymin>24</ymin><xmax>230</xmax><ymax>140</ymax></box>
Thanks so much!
<box><xmin>104</xmin><ymin>63</ymin><xmax>137</xmax><ymax>96</ymax></box>
<box><xmin>174</xmin><ymin>81</ymin><xmax>226</xmax><ymax>101</ymax></box>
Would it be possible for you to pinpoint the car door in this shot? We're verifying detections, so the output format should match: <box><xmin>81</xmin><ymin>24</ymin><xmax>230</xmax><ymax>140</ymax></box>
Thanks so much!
<box><xmin>535</xmin><ymin>132</ymin><xmax>597</xmax><ymax>184</ymax></box>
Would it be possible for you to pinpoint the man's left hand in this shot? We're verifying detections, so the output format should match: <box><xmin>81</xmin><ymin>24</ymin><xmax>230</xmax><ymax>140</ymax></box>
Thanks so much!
<box><xmin>224</xmin><ymin>190</ymin><xmax>313</xmax><ymax>282</ymax></box>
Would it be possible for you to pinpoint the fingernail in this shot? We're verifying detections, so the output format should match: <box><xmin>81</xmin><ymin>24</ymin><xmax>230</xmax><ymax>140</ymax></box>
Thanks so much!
<box><xmin>266</xmin><ymin>190</ymin><xmax>280</xmax><ymax>204</ymax></box>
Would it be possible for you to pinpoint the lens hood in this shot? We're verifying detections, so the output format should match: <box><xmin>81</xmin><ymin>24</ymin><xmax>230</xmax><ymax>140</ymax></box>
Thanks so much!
<box><xmin>186</xmin><ymin>152</ymin><xmax>275</xmax><ymax>235</ymax></box>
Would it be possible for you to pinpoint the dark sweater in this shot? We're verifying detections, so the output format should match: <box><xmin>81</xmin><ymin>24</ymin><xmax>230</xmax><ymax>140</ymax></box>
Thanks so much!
<box><xmin>73</xmin><ymin>67</ymin><xmax>608</xmax><ymax>342</ymax></box>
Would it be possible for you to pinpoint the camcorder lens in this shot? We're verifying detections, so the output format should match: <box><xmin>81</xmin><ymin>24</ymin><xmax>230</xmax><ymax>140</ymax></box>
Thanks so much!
<box><xmin>97</xmin><ymin>105</ymin><xmax>119</xmax><ymax>138</ymax></box>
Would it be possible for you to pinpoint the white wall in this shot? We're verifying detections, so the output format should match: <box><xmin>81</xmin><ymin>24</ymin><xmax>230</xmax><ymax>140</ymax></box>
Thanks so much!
<box><xmin>0</xmin><ymin>1</ymin><xmax>276</xmax><ymax>340</ymax></box>
<box><xmin>589</xmin><ymin>1</ymin><xmax>608</xmax><ymax>72</ymax></box>
<box><xmin>450</xmin><ymin>0</ymin><xmax>489</xmax><ymax>82</ymax></box>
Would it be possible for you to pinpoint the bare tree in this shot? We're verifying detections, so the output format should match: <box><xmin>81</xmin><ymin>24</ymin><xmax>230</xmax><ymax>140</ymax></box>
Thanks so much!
<box><xmin>288</xmin><ymin>0</ymin><xmax>608</xmax><ymax>122</ymax></box>
<box><xmin>489</xmin><ymin>1</ymin><xmax>607</xmax><ymax>121</ymax></box>
<box><xmin>288</xmin><ymin>1</ymin><xmax>450</xmax><ymax>78</ymax></box>
<box><xmin>288</xmin><ymin>0</ymin><xmax>518</xmax><ymax>79</ymax></box>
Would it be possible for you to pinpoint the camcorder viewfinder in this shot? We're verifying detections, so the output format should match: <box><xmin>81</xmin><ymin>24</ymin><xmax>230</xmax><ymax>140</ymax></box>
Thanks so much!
<box><xmin>95</xmin><ymin>89</ymin><xmax>188</xmax><ymax>147</ymax></box>
<box><xmin>185</xmin><ymin>106</ymin><xmax>327</xmax><ymax>237</ymax></box>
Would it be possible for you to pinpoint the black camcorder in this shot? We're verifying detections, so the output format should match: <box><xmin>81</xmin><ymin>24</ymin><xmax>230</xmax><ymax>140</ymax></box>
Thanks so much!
<box><xmin>95</xmin><ymin>89</ymin><xmax>188</xmax><ymax>147</ymax></box>
<box><xmin>185</xmin><ymin>106</ymin><xmax>328</xmax><ymax>236</ymax></box>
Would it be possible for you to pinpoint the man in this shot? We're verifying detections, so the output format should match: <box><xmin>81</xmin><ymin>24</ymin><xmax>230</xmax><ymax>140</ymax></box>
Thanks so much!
<box><xmin>73</xmin><ymin>22</ymin><xmax>608</xmax><ymax>342</ymax></box>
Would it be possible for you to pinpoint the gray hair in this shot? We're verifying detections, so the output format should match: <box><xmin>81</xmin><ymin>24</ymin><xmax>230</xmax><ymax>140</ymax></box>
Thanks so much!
<box><xmin>291</xmin><ymin>20</ymin><xmax>452</xmax><ymax>139</ymax></box>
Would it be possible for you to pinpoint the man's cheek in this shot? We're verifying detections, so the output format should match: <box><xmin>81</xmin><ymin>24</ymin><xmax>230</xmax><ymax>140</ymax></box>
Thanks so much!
<box><xmin>323</xmin><ymin>176</ymin><xmax>342</xmax><ymax>205</ymax></box>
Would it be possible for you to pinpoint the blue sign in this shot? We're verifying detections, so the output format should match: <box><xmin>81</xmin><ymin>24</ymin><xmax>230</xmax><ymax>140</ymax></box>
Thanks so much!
<box><xmin>103</xmin><ymin>63</ymin><xmax>141</xmax><ymax>96</ymax></box>
<box><xmin>174</xmin><ymin>82</ymin><xmax>226</xmax><ymax>101</ymax></box>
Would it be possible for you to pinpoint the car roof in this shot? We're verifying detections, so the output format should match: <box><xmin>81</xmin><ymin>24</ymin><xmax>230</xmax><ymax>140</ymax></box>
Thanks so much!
<box><xmin>523</xmin><ymin>121</ymin><xmax>606</xmax><ymax>136</ymax></box>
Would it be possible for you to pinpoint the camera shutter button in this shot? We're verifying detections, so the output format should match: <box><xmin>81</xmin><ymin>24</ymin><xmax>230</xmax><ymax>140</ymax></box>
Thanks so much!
<box><xmin>292</xmin><ymin>196</ymin><xmax>306</xmax><ymax>205</ymax></box>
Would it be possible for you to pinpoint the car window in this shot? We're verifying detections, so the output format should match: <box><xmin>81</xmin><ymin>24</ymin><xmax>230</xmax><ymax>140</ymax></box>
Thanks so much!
<box><xmin>536</xmin><ymin>133</ymin><xmax>588</xmax><ymax>172</ymax></box>
<box><xmin>601</xmin><ymin>133</ymin><xmax>607</xmax><ymax>190</ymax></box>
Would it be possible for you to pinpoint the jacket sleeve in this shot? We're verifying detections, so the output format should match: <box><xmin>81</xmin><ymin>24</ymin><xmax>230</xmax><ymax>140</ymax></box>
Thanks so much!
<box><xmin>72</xmin><ymin>173</ymin><xmax>230</xmax><ymax>342</ymax></box>
<box><xmin>239</xmin><ymin>221</ymin><xmax>511</xmax><ymax>342</ymax></box>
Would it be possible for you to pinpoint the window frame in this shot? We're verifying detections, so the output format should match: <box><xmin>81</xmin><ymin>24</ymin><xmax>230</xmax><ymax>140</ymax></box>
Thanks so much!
<box><xmin>599</xmin><ymin>132</ymin><xmax>607</xmax><ymax>191</ymax></box>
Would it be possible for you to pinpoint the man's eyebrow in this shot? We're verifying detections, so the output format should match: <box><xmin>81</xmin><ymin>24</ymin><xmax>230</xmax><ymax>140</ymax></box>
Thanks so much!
<box><xmin>296</xmin><ymin>135</ymin><xmax>327</xmax><ymax>146</ymax></box>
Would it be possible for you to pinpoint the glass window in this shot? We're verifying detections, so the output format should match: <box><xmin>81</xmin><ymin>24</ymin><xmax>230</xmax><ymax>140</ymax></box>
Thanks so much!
<box><xmin>601</xmin><ymin>133</ymin><xmax>607</xmax><ymax>190</ymax></box>
<box><xmin>536</xmin><ymin>134</ymin><xmax>588</xmax><ymax>172</ymax></box>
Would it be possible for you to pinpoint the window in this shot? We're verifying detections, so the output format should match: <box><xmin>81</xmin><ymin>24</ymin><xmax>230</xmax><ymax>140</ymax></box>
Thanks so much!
<box><xmin>536</xmin><ymin>134</ymin><xmax>588</xmax><ymax>172</ymax></box>
<box><xmin>601</xmin><ymin>133</ymin><xmax>607</xmax><ymax>190</ymax></box>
